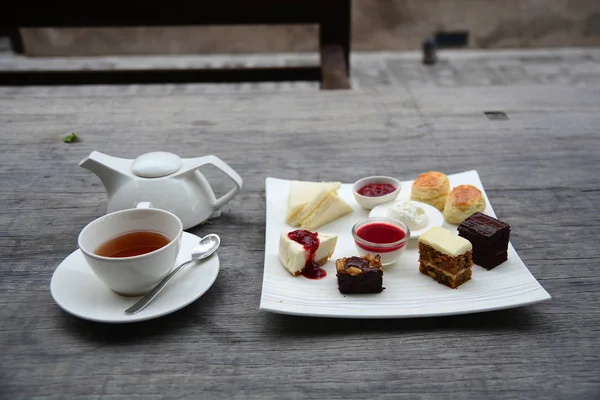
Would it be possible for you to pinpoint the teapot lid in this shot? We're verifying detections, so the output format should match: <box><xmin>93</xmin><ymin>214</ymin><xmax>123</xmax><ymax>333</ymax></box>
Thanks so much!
<box><xmin>132</xmin><ymin>152</ymin><xmax>182</xmax><ymax>178</ymax></box>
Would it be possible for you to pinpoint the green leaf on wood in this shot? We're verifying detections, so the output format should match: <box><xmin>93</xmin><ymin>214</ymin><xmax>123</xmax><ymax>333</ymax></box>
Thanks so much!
<box><xmin>62</xmin><ymin>133</ymin><xmax>78</xmax><ymax>143</ymax></box>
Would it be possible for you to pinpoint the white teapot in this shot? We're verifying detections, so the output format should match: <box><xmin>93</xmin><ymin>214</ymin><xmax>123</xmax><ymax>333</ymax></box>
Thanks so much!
<box><xmin>80</xmin><ymin>151</ymin><xmax>242</xmax><ymax>230</ymax></box>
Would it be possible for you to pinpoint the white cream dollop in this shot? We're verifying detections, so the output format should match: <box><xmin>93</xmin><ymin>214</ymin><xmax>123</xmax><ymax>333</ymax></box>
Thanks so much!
<box><xmin>388</xmin><ymin>200</ymin><xmax>428</xmax><ymax>230</ymax></box>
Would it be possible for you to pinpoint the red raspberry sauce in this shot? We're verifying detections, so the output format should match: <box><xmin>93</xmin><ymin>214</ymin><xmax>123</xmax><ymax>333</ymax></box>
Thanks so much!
<box><xmin>287</xmin><ymin>230</ymin><xmax>327</xmax><ymax>279</ymax></box>
<box><xmin>357</xmin><ymin>183</ymin><xmax>397</xmax><ymax>197</ymax></box>
<box><xmin>355</xmin><ymin>223</ymin><xmax>406</xmax><ymax>252</ymax></box>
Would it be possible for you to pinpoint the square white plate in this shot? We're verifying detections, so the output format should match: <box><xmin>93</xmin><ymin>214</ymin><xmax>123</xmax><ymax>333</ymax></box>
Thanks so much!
<box><xmin>260</xmin><ymin>170</ymin><xmax>551</xmax><ymax>318</ymax></box>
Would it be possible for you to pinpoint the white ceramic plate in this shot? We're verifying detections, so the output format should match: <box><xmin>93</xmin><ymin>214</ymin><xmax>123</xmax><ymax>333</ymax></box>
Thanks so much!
<box><xmin>260</xmin><ymin>170</ymin><xmax>551</xmax><ymax>318</ymax></box>
<box><xmin>368</xmin><ymin>200</ymin><xmax>444</xmax><ymax>239</ymax></box>
<box><xmin>50</xmin><ymin>232</ymin><xmax>219</xmax><ymax>323</ymax></box>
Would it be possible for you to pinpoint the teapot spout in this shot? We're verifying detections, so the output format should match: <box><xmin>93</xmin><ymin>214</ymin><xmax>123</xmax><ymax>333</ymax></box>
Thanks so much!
<box><xmin>79</xmin><ymin>151</ymin><xmax>131</xmax><ymax>196</ymax></box>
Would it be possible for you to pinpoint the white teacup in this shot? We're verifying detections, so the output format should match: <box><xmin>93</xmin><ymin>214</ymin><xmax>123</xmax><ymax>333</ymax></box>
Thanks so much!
<box><xmin>78</xmin><ymin>202</ymin><xmax>183</xmax><ymax>296</ymax></box>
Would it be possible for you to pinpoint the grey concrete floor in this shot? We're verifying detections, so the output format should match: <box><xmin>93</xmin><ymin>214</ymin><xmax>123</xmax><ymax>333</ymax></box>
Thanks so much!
<box><xmin>1</xmin><ymin>40</ymin><xmax>599</xmax><ymax>96</ymax></box>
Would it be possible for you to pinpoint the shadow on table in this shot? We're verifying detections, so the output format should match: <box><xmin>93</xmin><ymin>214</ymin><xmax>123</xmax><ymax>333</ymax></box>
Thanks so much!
<box><xmin>55</xmin><ymin>284</ymin><xmax>543</xmax><ymax>343</ymax></box>
<box><xmin>56</xmin><ymin>285</ymin><xmax>219</xmax><ymax>344</ymax></box>
<box><xmin>265</xmin><ymin>307</ymin><xmax>543</xmax><ymax>335</ymax></box>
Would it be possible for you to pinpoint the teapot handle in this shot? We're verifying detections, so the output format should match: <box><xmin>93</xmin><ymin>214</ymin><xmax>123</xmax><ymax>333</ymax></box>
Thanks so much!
<box><xmin>191</xmin><ymin>156</ymin><xmax>243</xmax><ymax>210</ymax></box>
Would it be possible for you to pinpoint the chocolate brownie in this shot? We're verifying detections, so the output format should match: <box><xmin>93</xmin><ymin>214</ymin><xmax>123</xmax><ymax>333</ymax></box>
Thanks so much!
<box><xmin>336</xmin><ymin>254</ymin><xmax>384</xmax><ymax>294</ymax></box>
<box><xmin>458</xmin><ymin>212</ymin><xmax>510</xmax><ymax>270</ymax></box>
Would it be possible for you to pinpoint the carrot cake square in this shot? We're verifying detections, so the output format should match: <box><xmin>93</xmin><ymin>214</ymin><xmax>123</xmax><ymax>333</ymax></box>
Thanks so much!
<box><xmin>418</xmin><ymin>226</ymin><xmax>473</xmax><ymax>289</ymax></box>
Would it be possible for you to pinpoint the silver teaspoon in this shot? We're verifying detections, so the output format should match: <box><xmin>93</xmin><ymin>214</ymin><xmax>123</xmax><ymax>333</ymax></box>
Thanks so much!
<box><xmin>125</xmin><ymin>234</ymin><xmax>221</xmax><ymax>315</ymax></box>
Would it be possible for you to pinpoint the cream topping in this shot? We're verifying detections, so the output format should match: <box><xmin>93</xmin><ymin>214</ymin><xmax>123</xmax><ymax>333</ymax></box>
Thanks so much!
<box><xmin>419</xmin><ymin>226</ymin><xmax>472</xmax><ymax>256</ymax></box>
<box><xmin>388</xmin><ymin>200</ymin><xmax>428</xmax><ymax>230</ymax></box>
<box><xmin>424</xmin><ymin>263</ymin><xmax>471</xmax><ymax>277</ymax></box>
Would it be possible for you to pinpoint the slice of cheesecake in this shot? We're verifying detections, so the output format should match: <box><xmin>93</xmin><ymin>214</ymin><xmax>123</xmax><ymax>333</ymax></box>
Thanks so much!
<box><xmin>279</xmin><ymin>230</ymin><xmax>338</xmax><ymax>276</ymax></box>
<box><xmin>287</xmin><ymin>181</ymin><xmax>341</xmax><ymax>222</ymax></box>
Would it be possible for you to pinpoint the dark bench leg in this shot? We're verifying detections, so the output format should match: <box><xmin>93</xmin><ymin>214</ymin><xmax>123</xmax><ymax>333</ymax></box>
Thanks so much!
<box><xmin>8</xmin><ymin>28</ymin><xmax>24</xmax><ymax>54</ymax></box>
<box><xmin>319</xmin><ymin>0</ymin><xmax>351</xmax><ymax>90</ymax></box>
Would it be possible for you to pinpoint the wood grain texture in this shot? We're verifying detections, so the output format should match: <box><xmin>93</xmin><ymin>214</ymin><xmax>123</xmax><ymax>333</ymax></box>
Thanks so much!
<box><xmin>1</xmin><ymin>86</ymin><xmax>599</xmax><ymax>399</ymax></box>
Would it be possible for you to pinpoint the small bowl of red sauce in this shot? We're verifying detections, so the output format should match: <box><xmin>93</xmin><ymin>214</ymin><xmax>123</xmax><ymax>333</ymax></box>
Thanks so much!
<box><xmin>352</xmin><ymin>176</ymin><xmax>401</xmax><ymax>210</ymax></box>
<box><xmin>352</xmin><ymin>217</ymin><xmax>410</xmax><ymax>265</ymax></box>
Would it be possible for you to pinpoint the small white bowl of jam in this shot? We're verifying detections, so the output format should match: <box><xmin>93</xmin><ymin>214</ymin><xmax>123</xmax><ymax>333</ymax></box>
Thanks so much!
<box><xmin>351</xmin><ymin>217</ymin><xmax>410</xmax><ymax>266</ymax></box>
<box><xmin>352</xmin><ymin>176</ymin><xmax>401</xmax><ymax>210</ymax></box>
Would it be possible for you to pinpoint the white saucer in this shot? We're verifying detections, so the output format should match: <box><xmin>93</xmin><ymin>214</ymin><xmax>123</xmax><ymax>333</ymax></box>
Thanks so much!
<box><xmin>50</xmin><ymin>232</ymin><xmax>219</xmax><ymax>323</ymax></box>
<box><xmin>368</xmin><ymin>200</ymin><xmax>444</xmax><ymax>239</ymax></box>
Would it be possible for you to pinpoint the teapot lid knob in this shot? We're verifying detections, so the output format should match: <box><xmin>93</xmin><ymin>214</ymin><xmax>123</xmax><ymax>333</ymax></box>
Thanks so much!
<box><xmin>132</xmin><ymin>152</ymin><xmax>182</xmax><ymax>178</ymax></box>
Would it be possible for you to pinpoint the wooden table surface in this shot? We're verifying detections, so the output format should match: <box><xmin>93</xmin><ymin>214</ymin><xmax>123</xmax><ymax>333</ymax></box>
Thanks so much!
<box><xmin>1</xmin><ymin>86</ymin><xmax>599</xmax><ymax>399</ymax></box>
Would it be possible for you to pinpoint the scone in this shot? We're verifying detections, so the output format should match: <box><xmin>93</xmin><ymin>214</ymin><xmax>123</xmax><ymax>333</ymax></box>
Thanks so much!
<box><xmin>443</xmin><ymin>185</ymin><xmax>486</xmax><ymax>224</ymax></box>
<box><xmin>410</xmin><ymin>171</ymin><xmax>450</xmax><ymax>211</ymax></box>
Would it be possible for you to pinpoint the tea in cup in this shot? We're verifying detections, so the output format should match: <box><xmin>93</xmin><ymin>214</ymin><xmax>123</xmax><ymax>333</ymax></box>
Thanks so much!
<box><xmin>78</xmin><ymin>202</ymin><xmax>183</xmax><ymax>296</ymax></box>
